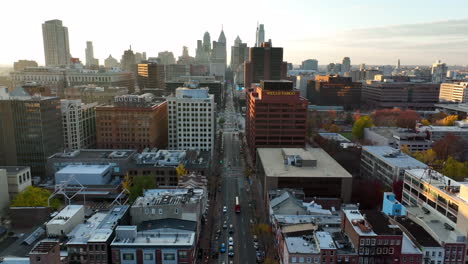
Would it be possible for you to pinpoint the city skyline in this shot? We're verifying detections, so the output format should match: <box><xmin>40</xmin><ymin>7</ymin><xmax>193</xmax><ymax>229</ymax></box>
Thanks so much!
<box><xmin>1</xmin><ymin>0</ymin><xmax>468</xmax><ymax>66</ymax></box>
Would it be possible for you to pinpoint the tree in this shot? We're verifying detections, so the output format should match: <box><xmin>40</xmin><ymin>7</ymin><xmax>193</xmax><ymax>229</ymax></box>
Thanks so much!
<box><xmin>429</xmin><ymin>112</ymin><xmax>447</xmax><ymax>123</ymax></box>
<box><xmin>435</xmin><ymin>115</ymin><xmax>458</xmax><ymax>126</ymax></box>
<box><xmin>432</xmin><ymin>133</ymin><xmax>464</xmax><ymax>160</ymax></box>
<box><xmin>441</xmin><ymin>156</ymin><xmax>468</xmax><ymax>181</ymax></box>
<box><xmin>176</xmin><ymin>163</ymin><xmax>188</xmax><ymax>179</ymax></box>
<box><xmin>396</xmin><ymin>110</ymin><xmax>420</xmax><ymax>129</ymax></box>
<box><xmin>10</xmin><ymin>186</ymin><xmax>61</xmax><ymax>210</ymax></box>
<box><xmin>121</xmin><ymin>173</ymin><xmax>131</xmax><ymax>193</ymax></box>
<box><xmin>128</xmin><ymin>175</ymin><xmax>156</xmax><ymax>202</ymax></box>
<box><xmin>420</xmin><ymin>119</ymin><xmax>431</xmax><ymax>126</ymax></box>
<box><xmin>352</xmin><ymin>116</ymin><xmax>373</xmax><ymax>139</ymax></box>
<box><xmin>412</xmin><ymin>149</ymin><xmax>437</xmax><ymax>165</ymax></box>
<box><xmin>400</xmin><ymin>145</ymin><xmax>411</xmax><ymax>155</ymax></box>
<box><xmin>325</xmin><ymin>124</ymin><xmax>341</xmax><ymax>133</ymax></box>
<box><xmin>345</xmin><ymin>112</ymin><xmax>354</xmax><ymax>125</ymax></box>
<box><xmin>218</xmin><ymin>117</ymin><xmax>225</xmax><ymax>127</ymax></box>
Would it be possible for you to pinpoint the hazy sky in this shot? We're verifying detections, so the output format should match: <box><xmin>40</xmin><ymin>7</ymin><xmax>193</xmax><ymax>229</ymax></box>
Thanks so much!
<box><xmin>2</xmin><ymin>0</ymin><xmax>468</xmax><ymax>66</ymax></box>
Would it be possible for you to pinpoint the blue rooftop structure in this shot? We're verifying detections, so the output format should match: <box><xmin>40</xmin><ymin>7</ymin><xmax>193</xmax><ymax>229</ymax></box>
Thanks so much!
<box><xmin>382</xmin><ymin>192</ymin><xmax>406</xmax><ymax>216</ymax></box>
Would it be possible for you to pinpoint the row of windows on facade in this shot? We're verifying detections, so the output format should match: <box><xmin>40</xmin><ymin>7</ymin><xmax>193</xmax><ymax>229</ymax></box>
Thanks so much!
<box><xmin>99</xmin><ymin>127</ymin><xmax>151</xmax><ymax>132</ymax></box>
<box><xmin>144</xmin><ymin>207</ymin><xmax>179</xmax><ymax>215</ymax></box>
<box><xmin>290</xmin><ymin>255</ymin><xmax>351</xmax><ymax>264</ymax></box>
<box><xmin>169</xmin><ymin>136</ymin><xmax>212</xmax><ymax>140</ymax></box>
<box><xmin>359</xmin><ymin>238</ymin><xmax>400</xmax><ymax>246</ymax></box>
<box><xmin>99</xmin><ymin>122</ymin><xmax>151</xmax><ymax>127</ymax></box>
<box><xmin>100</xmin><ymin>133</ymin><xmax>151</xmax><ymax>137</ymax></box>
<box><xmin>18</xmin><ymin>171</ymin><xmax>31</xmax><ymax>184</ymax></box>
<box><xmin>120</xmin><ymin>250</ymin><xmax>188</xmax><ymax>261</ymax></box>
<box><xmin>358</xmin><ymin>246</ymin><xmax>395</xmax><ymax>255</ymax></box>
<box><xmin>170</xmin><ymin>102</ymin><xmax>211</xmax><ymax>107</ymax></box>
<box><xmin>170</xmin><ymin>112</ymin><xmax>212</xmax><ymax>116</ymax></box>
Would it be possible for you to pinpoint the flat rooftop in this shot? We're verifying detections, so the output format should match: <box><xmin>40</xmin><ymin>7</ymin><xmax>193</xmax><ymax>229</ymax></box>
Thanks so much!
<box><xmin>133</xmin><ymin>188</ymin><xmax>204</xmax><ymax>207</ymax></box>
<box><xmin>30</xmin><ymin>239</ymin><xmax>59</xmax><ymax>254</ymax></box>
<box><xmin>395</xmin><ymin>216</ymin><xmax>441</xmax><ymax>247</ymax></box>
<box><xmin>48</xmin><ymin>205</ymin><xmax>83</xmax><ymax>225</ymax></box>
<box><xmin>315</xmin><ymin>231</ymin><xmax>336</xmax><ymax>250</ymax></box>
<box><xmin>285</xmin><ymin>236</ymin><xmax>319</xmax><ymax>254</ymax></box>
<box><xmin>362</xmin><ymin>210</ymin><xmax>402</xmax><ymax>236</ymax></box>
<box><xmin>56</xmin><ymin>164</ymin><xmax>111</xmax><ymax>175</ymax></box>
<box><xmin>363</xmin><ymin>146</ymin><xmax>428</xmax><ymax>169</ymax></box>
<box><xmin>49</xmin><ymin>149</ymin><xmax>136</xmax><ymax>160</ymax></box>
<box><xmin>401</xmin><ymin>233</ymin><xmax>422</xmax><ymax>254</ymax></box>
<box><xmin>420</xmin><ymin>125</ymin><xmax>468</xmax><ymax>132</ymax></box>
<box><xmin>112</xmin><ymin>227</ymin><xmax>195</xmax><ymax>247</ymax></box>
<box><xmin>435</xmin><ymin>103</ymin><xmax>468</xmax><ymax>113</ymax></box>
<box><xmin>318</xmin><ymin>133</ymin><xmax>351</xmax><ymax>143</ymax></box>
<box><xmin>257</xmin><ymin>148</ymin><xmax>352</xmax><ymax>178</ymax></box>
<box><xmin>0</xmin><ymin>166</ymin><xmax>29</xmax><ymax>173</ymax></box>
<box><xmin>406</xmin><ymin>169</ymin><xmax>462</xmax><ymax>201</ymax></box>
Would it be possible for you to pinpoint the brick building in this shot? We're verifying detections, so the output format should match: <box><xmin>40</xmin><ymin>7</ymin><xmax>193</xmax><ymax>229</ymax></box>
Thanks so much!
<box><xmin>245</xmin><ymin>80</ymin><xmax>308</xmax><ymax>157</ymax></box>
<box><xmin>96</xmin><ymin>94</ymin><xmax>168</xmax><ymax>150</ymax></box>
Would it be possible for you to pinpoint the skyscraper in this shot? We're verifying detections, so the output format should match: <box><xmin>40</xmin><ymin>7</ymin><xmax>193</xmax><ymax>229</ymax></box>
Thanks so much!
<box><xmin>104</xmin><ymin>55</ymin><xmax>119</xmax><ymax>68</ymax></box>
<box><xmin>301</xmin><ymin>59</ymin><xmax>318</xmax><ymax>71</ymax></box>
<box><xmin>137</xmin><ymin>61</ymin><xmax>166</xmax><ymax>89</ymax></box>
<box><xmin>0</xmin><ymin>92</ymin><xmax>63</xmax><ymax>177</ymax></box>
<box><xmin>157</xmin><ymin>51</ymin><xmax>176</xmax><ymax>65</ymax></box>
<box><xmin>210</xmin><ymin>28</ymin><xmax>227</xmax><ymax>78</ymax></box>
<box><xmin>60</xmin><ymin>99</ymin><xmax>97</xmax><ymax>150</ymax></box>
<box><xmin>244</xmin><ymin>41</ymin><xmax>287</xmax><ymax>88</ymax></box>
<box><xmin>342</xmin><ymin>57</ymin><xmax>351</xmax><ymax>73</ymax></box>
<box><xmin>42</xmin><ymin>19</ymin><xmax>71</xmax><ymax>66</ymax></box>
<box><xmin>255</xmin><ymin>23</ymin><xmax>265</xmax><ymax>47</ymax></box>
<box><xmin>85</xmin><ymin>41</ymin><xmax>98</xmax><ymax>67</ymax></box>
<box><xmin>431</xmin><ymin>60</ymin><xmax>448</xmax><ymax>83</ymax></box>
<box><xmin>121</xmin><ymin>47</ymin><xmax>136</xmax><ymax>72</ymax></box>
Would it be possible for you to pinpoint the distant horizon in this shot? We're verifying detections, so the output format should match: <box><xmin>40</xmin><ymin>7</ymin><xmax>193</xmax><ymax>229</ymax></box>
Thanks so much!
<box><xmin>1</xmin><ymin>0</ymin><xmax>468</xmax><ymax>66</ymax></box>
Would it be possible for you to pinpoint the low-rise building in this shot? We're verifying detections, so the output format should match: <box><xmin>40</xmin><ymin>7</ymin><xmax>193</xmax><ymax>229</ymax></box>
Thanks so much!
<box><xmin>360</xmin><ymin>146</ymin><xmax>427</xmax><ymax>188</ymax></box>
<box><xmin>318</xmin><ymin>133</ymin><xmax>357</xmax><ymax>149</ymax></box>
<box><xmin>64</xmin><ymin>85</ymin><xmax>129</xmax><ymax>105</ymax></box>
<box><xmin>55</xmin><ymin>164</ymin><xmax>113</xmax><ymax>185</ymax></box>
<box><xmin>110</xmin><ymin>225</ymin><xmax>195</xmax><ymax>264</ymax></box>
<box><xmin>382</xmin><ymin>192</ymin><xmax>406</xmax><ymax>216</ymax></box>
<box><xmin>256</xmin><ymin>148</ymin><xmax>353</xmax><ymax>203</ymax></box>
<box><xmin>363</xmin><ymin>127</ymin><xmax>432</xmax><ymax>152</ymax></box>
<box><xmin>29</xmin><ymin>239</ymin><xmax>61</xmax><ymax>264</ymax></box>
<box><xmin>0</xmin><ymin>166</ymin><xmax>32</xmax><ymax>198</ymax></box>
<box><xmin>46</xmin><ymin>205</ymin><xmax>85</xmax><ymax>237</ymax></box>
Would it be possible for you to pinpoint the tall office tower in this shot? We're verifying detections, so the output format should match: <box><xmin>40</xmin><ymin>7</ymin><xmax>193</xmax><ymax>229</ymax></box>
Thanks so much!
<box><xmin>96</xmin><ymin>94</ymin><xmax>168</xmax><ymax>150</ymax></box>
<box><xmin>230</xmin><ymin>36</ymin><xmax>249</xmax><ymax>71</ymax></box>
<box><xmin>157</xmin><ymin>51</ymin><xmax>176</xmax><ymax>65</ymax></box>
<box><xmin>85</xmin><ymin>41</ymin><xmax>98</xmax><ymax>67</ymax></box>
<box><xmin>396</xmin><ymin>59</ymin><xmax>401</xmax><ymax>69</ymax></box>
<box><xmin>210</xmin><ymin>28</ymin><xmax>227</xmax><ymax>78</ymax></box>
<box><xmin>121</xmin><ymin>47</ymin><xmax>136</xmax><ymax>72</ymax></box>
<box><xmin>255</xmin><ymin>23</ymin><xmax>265</xmax><ymax>47</ymax></box>
<box><xmin>60</xmin><ymin>99</ymin><xmax>97</xmax><ymax>150</ymax></box>
<box><xmin>342</xmin><ymin>57</ymin><xmax>351</xmax><ymax>73</ymax></box>
<box><xmin>359</xmin><ymin>63</ymin><xmax>366</xmax><ymax>71</ymax></box>
<box><xmin>167</xmin><ymin>87</ymin><xmax>215</xmax><ymax>154</ymax></box>
<box><xmin>245</xmin><ymin>80</ymin><xmax>308</xmax><ymax>159</ymax></box>
<box><xmin>203</xmin><ymin>32</ymin><xmax>211</xmax><ymax>53</ymax></box>
<box><xmin>432</xmin><ymin>60</ymin><xmax>448</xmax><ymax>83</ymax></box>
<box><xmin>42</xmin><ymin>19</ymin><xmax>71</xmax><ymax>66</ymax></box>
<box><xmin>137</xmin><ymin>61</ymin><xmax>166</xmax><ymax>90</ymax></box>
<box><xmin>244</xmin><ymin>41</ymin><xmax>287</xmax><ymax>88</ymax></box>
<box><xmin>301</xmin><ymin>59</ymin><xmax>318</xmax><ymax>71</ymax></box>
<box><xmin>439</xmin><ymin>82</ymin><xmax>468</xmax><ymax>103</ymax></box>
<box><xmin>309</xmin><ymin>75</ymin><xmax>362</xmax><ymax>110</ymax></box>
<box><xmin>177</xmin><ymin>46</ymin><xmax>195</xmax><ymax>65</ymax></box>
<box><xmin>13</xmin><ymin>60</ymin><xmax>38</xmax><ymax>71</ymax></box>
<box><xmin>135</xmin><ymin>52</ymin><xmax>146</xmax><ymax>64</ymax></box>
<box><xmin>104</xmin><ymin>55</ymin><xmax>120</xmax><ymax>68</ymax></box>
<box><xmin>0</xmin><ymin>93</ymin><xmax>63</xmax><ymax>178</ymax></box>
<box><xmin>195</xmin><ymin>32</ymin><xmax>211</xmax><ymax>64</ymax></box>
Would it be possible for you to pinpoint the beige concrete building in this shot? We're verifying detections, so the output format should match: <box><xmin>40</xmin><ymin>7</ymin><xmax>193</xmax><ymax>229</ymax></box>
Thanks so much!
<box><xmin>256</xmin><ymin>148</ymin><xmax>352</xmax><ymax>203</ymax></box>
<box><xmin>439</xmin><ymin>82</ymin><xmax>468</xmax><ymax>103</ymax></box>
<box><xmin>0</xmin><ymin>169</ymin><xmax>9</xmax><ymax>215</ymax></box>
<box><xmin>46</xmin><ymin>205</ymin><xmax>85</xmax><ymax>237</ymax></box>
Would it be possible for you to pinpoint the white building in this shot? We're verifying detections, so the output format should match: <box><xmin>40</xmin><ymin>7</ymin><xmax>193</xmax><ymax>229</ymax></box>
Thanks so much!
<box><xmin>42</xmin><ymin>20</ymin><xmax>71</xmax><ymax>66</ymax></box>
<box><xmin>46</xmin><ymin>205</ymin><xmax>85</xmax><ymax>237</ymax></box>
<box><xmin>104</xmin><ymin>55</ymin><xmax>120</xmax><ymax>69</ymax></box>
<box><xmin>0</xmin><ymin>169</ymin><xmax>9</xmax><ymax>215</ymax></box>
<box><xmin>361</xmin><ymin>146</ymin><xmax>427</xmax><ymax>188</ymax></box>
<box><xmin>439</xmin><ymin>82</ymin><xmax>468</xmax><ymax>103</ymax></box>
<box><xmin>431</xmin><ymin>60</ymin><xmax>448</xmax><ymax>83</ymax></box>
<box><xmin>296</xmin><ymin>75</ymin><xmax>314</xmax><ymax>99</ymax></box>
<box><xmin>167</xmin><ymin>87</ymin><xmax>215</xmax><ymax>154</ymax></box>
<box><xmin>60</xmin><ymin>99</ymin><xmax>97</xmax><ymax>150</ymax></box>
<box><xmin>55</xmin><ymin>164</ymin><xmax>112</xmax><ymax>185</ymax></box>
<box><xmin>85</xmin><ymin>41</ymin><xmax>98</xmax><ymax>67</ymax></box>
<box><xmin>0</xmin><ymin>166</ymin><xmax>32</xmax><ymax>198</ymax></box>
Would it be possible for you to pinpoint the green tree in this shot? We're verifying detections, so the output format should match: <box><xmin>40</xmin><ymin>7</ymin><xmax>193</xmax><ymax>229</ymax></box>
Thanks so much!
<box><xmin>441</xmin><ymin>156</ymin><xmax>468</xmax><ymax>181</ymax></box>
<box><xmin>10</xmin><ymin>186</ymin><xmax>61</xmax><ymax>210</ymax></box>
<box><xmin>352</xmin><ymin>116</ymin><xmax>373</xmax><ymax>139</ymax></box>
<box><xmin>218</xmin><ymin>118</ymin><xmax>225</xmax><ymax>127</ymax></box>
<box><xmin>412</xmin><ymin>149</ymin><xmax>437</xmax><ymax>165</ymax></box>
<box><xmin>176</xmin><ymin>163</ymin><xmax>188</xmax><ymax>179</ymax></box>
<box><xmin>128</xmin><ymin>175</ymin><xmax>156</xmax><ymax>202</ymax></box>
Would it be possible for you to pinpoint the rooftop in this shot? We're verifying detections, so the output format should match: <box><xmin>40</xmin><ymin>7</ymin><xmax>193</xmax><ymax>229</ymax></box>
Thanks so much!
<box><xmin>285</xmin><ymin>236</ymin><xmax>319</xmax><ymax>254</ymax></box>
<box><xmin>363</xmin><ymin>146</ymin><xmax>428</xmax><ymax>169</ymax></box>
<box><xmin>318</xmin><ymin>133</ymin><xmax>351</xmax><ymax>143</ymax></box>
<box><xmin>138</xmin><ymin>219</ymin><xmax>197</xmax><ymax>232</ymax></box>
<box><xmin>0</xmin><ymin>166</ymin><xmax>29</xmax><ymax>173</ymax></box>
<box><xmin>405</xmin><ymin>169</ymin><xmax>462</xmax><ymax>201</ymax></box>
<box><xmin>48</xmin><ymin>205</ymin><xmax>84</xmax><ymax>225</ymax></box>
<box><xmin>30</xmin><ymin>239</ymin><xmax>59</xmax><ymax>254</ymax></box>
<box><xmin>343</xmin><ymin>209</ymin><xmax>377</xmax><ymax>237</ymax></box>
<box><xmin>111</xmin><ymin>226</ymin><xmax>195</xmax><ymax>247</ymax></box>
<box><xmin>401</xmin><ymin>233</ymin><xmax>423</xmax><ymax>254</ymax></box>
<box><xmin>133</xmin><ymin>188</ymin><xmax>205</xmax><ymax>207</ymax></box>
<box><xmin>56</xmin><ymin>164</ymin><xmax>111</xmax><ymax>175</ymax></box>
<box><xmin>420</xmin><ymin>125</ymin><xmax>468</xmax><ymax>132</ymax></box>
<box><xmin>394</xmin><ymin>216</ymin><xmax>441</xmax><ymax>247</ymax></box>
<box><xmin>315</xmin><ymin>231</ymin><xmax>336</xmax><ymax>250</ymax></box>
<box><xmin>435</xmin><ymin>103</ymin><xmax>468</xmax><ymax>113</ymax></box>
<box><xmin>49</xmin><ymin>149</ymin><xmax>136</xmax><ymax>160</ymax></box>
<box><xmin>361</xmin><ymin>210</ymin><xmax>402</xmax><ymax>236</ymax></box>
<box><xmin>257</xmin><ymin>148</ymin><xmax>352</xmax><ymax>179</ymax></box>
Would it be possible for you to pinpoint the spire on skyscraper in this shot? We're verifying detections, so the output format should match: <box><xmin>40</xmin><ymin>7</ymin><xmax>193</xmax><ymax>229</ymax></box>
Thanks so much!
<box><xmin>218</xmin><ymin>26</ymin><xmax>226</xmax><ymax>43</ymax></box>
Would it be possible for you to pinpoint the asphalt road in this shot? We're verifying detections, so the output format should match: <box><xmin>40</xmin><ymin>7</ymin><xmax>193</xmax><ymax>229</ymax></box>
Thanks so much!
<box><xmin>216</xmin><ymin>84</ymin><xmax>256</xmax><ymax>264</ymax></box>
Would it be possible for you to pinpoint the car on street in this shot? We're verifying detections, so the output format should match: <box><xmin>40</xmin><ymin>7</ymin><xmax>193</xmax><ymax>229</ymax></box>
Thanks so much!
<box><xmin>228</xmin><ymin>246</ymin><xmax>234</xmax><ymax>257</ymax></box>
<box><xmin>220</xmin><ymin>243</ymin><xmax>226</xmax><ymax>253</ymax></box>
<box><xmin>228</xmin><ymin>224</ymin><xmax>234</xmax><ymax>234</ymax></box>
<box><xmin>223</xmin><ymin>221</ymin><xmax>228</xmax><ymax>229</ymax></box>
<box><xmin>228</xmin><ymin>236</ymin><xmax>234</xmax><ymax>246</ymax></box>
<box><xmin>253</xmin><ymin>241</ymin><xmax>259</xmax><ymax>249</ymax></box>
<box><xmin>223</xmin><ymin>206</ymin><xmax>227</xmax><ymax>213</ymax></box>
<box><xmin>253</xmin><ymin>235</ymin><xmax>258</xmax><ymax>242</ymax></box>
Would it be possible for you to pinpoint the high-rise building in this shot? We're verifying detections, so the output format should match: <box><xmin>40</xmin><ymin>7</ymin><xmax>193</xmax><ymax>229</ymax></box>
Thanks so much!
<box><xmin>431</xmin><ymin>60</ymin><xmax>448</xmax><ymax>83</ymax></box>
<box><xmin>134</xmin><ymin>52</ymin><xmax>146</xmax><ymax>64</ymax></box>
<box><xmin>60</xmin><ymin>99</ymin><xmax>97</xmax><ymax>150</ymax></box>
<box><xmin>85</xmin><ymin>41</ymin><xmax>98</xmax><ymax>68</ymax></box>
<box><xmin>255</xmin><ymin>23</ymin><xmax>265</xmax><ymax>47</ymax></box>
<box><xmin>0</xmin><ymin>94</ymin><xmax>63</xmax><ymax>178</ymax></box>
<box><xmin>210</xmin><ymin>28</ymin><xmax>227</xmax><ymax>78</ymax></box>
<box><xmin>342</xmin><ymin>57</ymin><xmax>351</xmax><ymax>73</ymax></box>
<box><xmin>137</xmin><ymin>61</ymin><xmax>166</xmax><ymax>90</ymax></box>
<box><xmin>13</xmin><ymin>60</ymin><xmax>38</xmax><ymax>71</ymax></box>
<box><xmin>157</xmin><ymin>51</ymin><xmax>176</xmax><ymax>65</ymax></box>
<box><xmin>42</xmin><ymin>19</ymin><xmax>71</xmax><ymax>66</ymax></box>
<box><xmin>167</xmin><ymin>87</ymin><xmax>215</xmax><ymax>154</ymax></box>
<box><xmin>95</xmin><ymin>94</ymin><xmax>168</xmax><ymax>150</ymax></box>
<box><xmin>309</xmin><ymin>75</ymin><xmax>362</xmax><ymax>109</ymax></box>
<box><xmin>301</xmin><ymin>59</ymin><xmax>318</xmax><ymax>71</ymax></box>
<box><xmin>244</xmin><ymin>41</ymin><xmax>287</xmax><ymax>88</ymax></box>
<box><xmin>121</xmin><ymin>47</ymin><xmax>136</xmax><ymax>72</ymax></box>
<box><xmin>439</xmin><ymin>82</ymin><xmax>468</xmax><ymax>103</ymax></box>
<box><xmin>245</xmin><ymin>80</ymin><xmax>308</xmax><ymax>158</ymax></box>
<box><xmin>195</xmin><ymin>32</ymin><xmax>212</xmax><ymax>64</ymax></box>
<box><xmin>104</xmin><ymin>55</ymin><xmax>119</xmax><ymax>69</ymax></box>
<box><xmin>177</xmin><ymin>46</ymin><xmax>195</xmax><ymax>65</ymax></box>
<box><xmin>231</xmin><ymin>36</ymin><xmax>249</xmax><ymax>71</ymax></box>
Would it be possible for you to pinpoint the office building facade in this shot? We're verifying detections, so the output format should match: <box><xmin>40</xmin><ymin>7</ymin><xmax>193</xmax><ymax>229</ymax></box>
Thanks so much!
<box><xmin>42</xmin><ymin>19</ymin><xmax>71</xmax><ymax>66</ymax></box>
<box><xmin>309</xmin><ymin>75</ymin><xmax>362</xmax><ymax>110</ymax></box>
<box><xmin>244</xmin><ymin>42</ymin><xmax>287</xmax><ymax>88</ymax></box>
<box><xmin>61</xmin><ymin>99</ymin><xmax>97</xmax><ymax>150</ymax></box>
<box><xmin>439</xmin><ymin>82</ymin><xmax>468</xmax><ymax>103</ymax></box>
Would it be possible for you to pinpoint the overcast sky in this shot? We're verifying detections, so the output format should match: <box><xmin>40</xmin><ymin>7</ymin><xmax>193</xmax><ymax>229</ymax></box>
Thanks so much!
<box><xmin>1</xmin><ymin>0</ymin><xmax>468</xmax><ymax>66</ymax></box>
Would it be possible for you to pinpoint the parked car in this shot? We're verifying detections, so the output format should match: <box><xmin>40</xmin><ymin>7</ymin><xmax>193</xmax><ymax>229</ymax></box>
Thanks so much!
<box><xmin>228</xmin><ymin>246</ymin><xmax>234</xmax><ymax>257</ymax></box>
<box><xmin>220</xmin><ymin>243</ymin><xmax>226</xmax><ymax>253</ymax></box>
<box><xmin>228</xmin><ymin>224</ymin><xmax>234</xmax><ymax>234</ymax></box>
<box><xmin>223</xmin><ymin>206</ymin><xmax>227</xmax><ymax>213</ymax></box>
<box><xmin>228</xmin><ymin>236</ymin><xmax>234</xmax><ymax>246</ymax></box>
<box><xmin>223</xmin><ymin>221</ymin><xmax>228</xmax><ymax>229</ymax></box>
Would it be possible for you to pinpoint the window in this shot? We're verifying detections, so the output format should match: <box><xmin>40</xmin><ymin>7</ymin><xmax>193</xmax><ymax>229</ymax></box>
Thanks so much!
<box><xmin>122</xmin><ymin>253</ymin><xmax>134</xmax><ymax>260</ymax></box>
<box><xmin>383</xmin><ymin>248</ymin><xmax>388</xmax><ymax>254</ymax></box>
<box><xmin>371</xmin><ymin>239</ymin><xmax>376</xmax><ymax>246</ymax></box>
<box><xmin>360</xmin><ymin>239</ymin><xmax>365</xmax><ymax>246</ymax></box>
<box><xmin>163</xmin><ymin>253</ymin><xmax>175</xmax><ymax>260</ymax></box>
<box><xmin>389</xmin><ymin>248</ymin><xmax>394</xmax><ymax>254</ymax></box>
<box><xmin>175</xmin><ymin>208</ymin><xmax>179</xmax><ymax>214</ymax></box>
<box><xmin>299</xmin><ymin>257</ymin><xmax>305</xmax><ymax>263</ymax></box>
<box><xmin>159</xmin><ymin>208</ymin><xmax>163</xmax><ymax>215</ymax></box>
<box><xmin>144</xmin><ymin>253</ymin><xmax>153</xmax><ymax>260</ymax></box>
<box><xmin>377</xmin><ymin>248</ymin><xmax>382</xmax><ymax>254</ymax></box>
<box><xmin>178</xmin><ymin>250</ymin><xmax>188</xmax><ymax>258</ymax></box>
<box><xmin>307</xmin><ymin>257</ymin><xmax>312</xmax><ymax>263</ymax></box>
<box><xmin>366</xmin><ymin>239</ymin><xmax>370</xmax><ymax>245</ymax></box>
<box><xmin>292</xmin><ymin>257</ymin><xmax>297</xmax><ymax>263</ymax></box>
<box><xmin>36</xmin><ymin>256</ymin><xmax>41</xmax><ymax>262</ymax></box>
